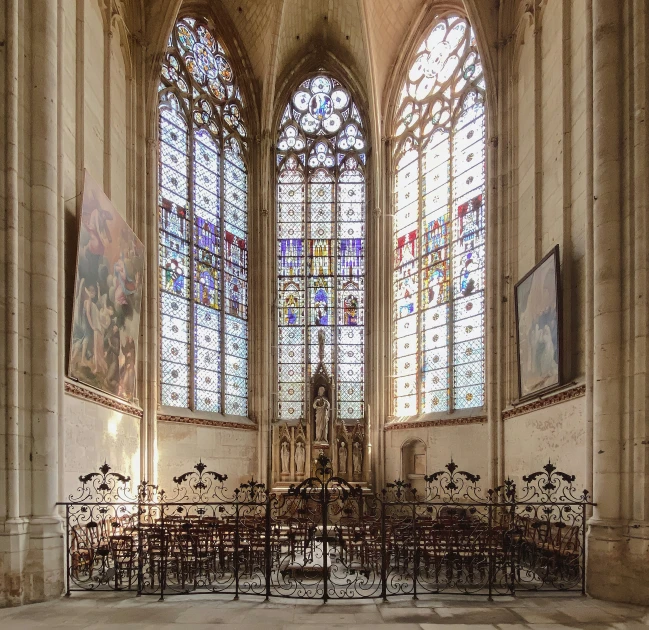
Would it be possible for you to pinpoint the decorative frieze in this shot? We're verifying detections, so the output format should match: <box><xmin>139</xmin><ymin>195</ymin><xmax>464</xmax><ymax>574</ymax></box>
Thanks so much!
<box><xmin>157</xmin><ymin>414</ymin><xmax>257</xmax><ymax>431</ymax></box>
<box><xmin>65</xmin><ymin>380</ymin><xmax>143</xmax><ymax>418</ymax></box>
<box><xmin>502</xmin><ymin>384</ymin><xmax>586</xmax><ymax>420</ymax></box>
<box><xmin>385</xmin><ymin>415</ymin><xmax>487</xmax><ymax>431</ymax></box>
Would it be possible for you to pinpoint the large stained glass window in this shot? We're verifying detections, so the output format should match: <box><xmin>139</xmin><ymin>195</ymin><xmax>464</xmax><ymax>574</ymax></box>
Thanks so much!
<box><xmin>276</xmin><ymin>74</ymin><xmax>366</xmax><ymax>424</ymax></box>
<box><xmin>159</xmin><ymin>17</ymin><xmax>248</xmax><ymax>416</ymax></box>
<box><xmin>393</xmin><ymin>15</ymin><xmax>486</xmax><ymax>416</ymax></box>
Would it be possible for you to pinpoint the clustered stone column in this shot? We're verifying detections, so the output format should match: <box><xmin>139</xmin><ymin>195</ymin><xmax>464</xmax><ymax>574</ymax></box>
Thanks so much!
<box><xmin>587</xmin><ymin>0</ymin><xmax>649</xmax><ymax>604</ymax></box>
<box><xmin>28</xmin><ymin>0</ymin><xmax>64</xmax><ymax>602</ymax></box>
<box><xmin>1</xmin><ymin>0</ymin><xmax>64</xmax><ymax>605</ymax></box>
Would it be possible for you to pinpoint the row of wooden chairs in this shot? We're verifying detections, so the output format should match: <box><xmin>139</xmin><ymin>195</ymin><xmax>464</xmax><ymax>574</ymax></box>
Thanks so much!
<box><xmin>68</xmin><ymin>510</ymin><xmax>581</xmax><ymax>590</ymax></box>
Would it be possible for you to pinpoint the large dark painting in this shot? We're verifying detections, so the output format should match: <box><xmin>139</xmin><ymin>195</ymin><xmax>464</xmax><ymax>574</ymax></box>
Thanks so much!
<box><xmin>68</xmin><ymin>171</ymin><xmax>145</xmax><ymax>402</ymax></box>
<box><xmin>514</xmin><ymin>245</ymin><xmax>562</xmax><ymax>400</ymax></box>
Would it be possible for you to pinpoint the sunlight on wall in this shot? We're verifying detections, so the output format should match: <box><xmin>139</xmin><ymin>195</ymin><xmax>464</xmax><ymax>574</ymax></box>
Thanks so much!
<box><xmin>107</xmin><ymin>412</ymin><xmax>122</xmax><ymax>438</ymax></box>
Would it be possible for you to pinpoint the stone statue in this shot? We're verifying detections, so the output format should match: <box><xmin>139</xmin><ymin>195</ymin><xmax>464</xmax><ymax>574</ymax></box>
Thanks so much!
<box><xmin>280</xmin><ymin>441</ymin><xmax>290</xmax><ymax>474</ymax></box>
<box><xmin>338</xmin><ymin>441</ymin><xmax>348</xmax><ymax>474</ymax></box>
<box><xmin>353</xmin><ymin>441</ymin><xmax>362</xmax><ymax>476</ymax></box>
<box><xmin>313</xmin><ymin>385</ymin><xmax>330</xmax><ymax>443</ymax></box>
<box><xmin>295</xmin><ymin>441</ymin><xmax>305</xmax><ymax>474</ymax></box>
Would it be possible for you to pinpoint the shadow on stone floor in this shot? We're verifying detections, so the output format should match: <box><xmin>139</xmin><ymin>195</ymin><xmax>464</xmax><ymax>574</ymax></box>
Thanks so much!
<box><xmin>0</xmin><ymin>593</ymin><xmax>647</xmax><ymax>630</ymax></box>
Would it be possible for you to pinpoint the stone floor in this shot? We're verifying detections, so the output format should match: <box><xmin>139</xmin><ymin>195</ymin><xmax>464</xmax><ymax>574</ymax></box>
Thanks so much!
<box><xmin>0</xmin><ymin>592</ymin><xmax>647</xmax><ymax>630</ymax></box>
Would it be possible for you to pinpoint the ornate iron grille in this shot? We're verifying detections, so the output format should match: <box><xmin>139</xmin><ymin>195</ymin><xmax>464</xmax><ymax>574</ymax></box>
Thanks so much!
<box><xmin>58</xmin><ymin>459</ymin><xmax>592</xmax><ymax>600</ymax></box>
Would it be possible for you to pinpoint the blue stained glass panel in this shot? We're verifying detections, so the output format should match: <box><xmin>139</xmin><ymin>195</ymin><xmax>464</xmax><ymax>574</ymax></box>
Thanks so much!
<box><xmin>159</xmin><ymin>17</ymin><xmax>248</xmax><ymax>417</ymax></box>
<box><xmin>276</xmin><ymin>74</ymin><xmax>366</xmax><ymax>423</ymax></box>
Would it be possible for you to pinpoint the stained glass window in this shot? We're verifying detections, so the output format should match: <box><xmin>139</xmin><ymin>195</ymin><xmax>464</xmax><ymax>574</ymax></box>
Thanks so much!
<box><xmin>159</xmin><ymin>17</ymin><xmax>248</xmax><ymax>416</ymax></box>
<box><xmin>393</xmin><ymin>15</ymin><xmax>486</xmax><ymax>416</ymax></box>
<box><xmin>276</xmin><ymin>74</ymin><xmax>366</xmax><ymax>423</ymax></box>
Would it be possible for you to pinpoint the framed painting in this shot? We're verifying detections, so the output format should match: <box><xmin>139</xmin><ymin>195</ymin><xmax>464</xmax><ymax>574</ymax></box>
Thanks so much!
<box><xmin>514</xmin><ymin>245</ymin><xmax>562</xmax><ymax>400</ymax></box>
<box><xmin>68</xmin><ymin>171</ymin><xmax>145</xmax><ymax>403</ymax></box>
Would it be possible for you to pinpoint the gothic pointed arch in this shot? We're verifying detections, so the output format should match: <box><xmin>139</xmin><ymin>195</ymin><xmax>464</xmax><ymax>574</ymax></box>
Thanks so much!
<box><xmin>389</xmin><ymin>11</ymin><xmax>487</xmax><ymax>417</ymax></box>
<box><xmin>275</xmin><ymin>71</ymin><xmax>368</xmax><ymax>426</ymax></box>
<box><xmin>158</xmin><ymin>14</ymin><xmax>250</xmax><ymax>416</ymax></box>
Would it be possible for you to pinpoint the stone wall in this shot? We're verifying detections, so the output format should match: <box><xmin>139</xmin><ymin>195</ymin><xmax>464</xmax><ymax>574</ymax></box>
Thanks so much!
<box><xmin>504</xmin><ymin>0</ymin><xmax>590</xmax><ymax>488</ymax></box>
<box><xmin>384</xmin><ymin>421</ymin><xmax>489</xmax><ymax>485</ymax></box>
<box><xmin>157</xmin><ymin>421</ymin><xmax>259</xmax><ymax>493</ymax></box>
<box><xmin>2</xmin><ymin>0</ymin><xmax>648</xmax><ymax>608</ymax></box>
<box><xmin>62</xmin><ymin>393</ymin><xmax>141</xmax><ymax>499</ymax></box>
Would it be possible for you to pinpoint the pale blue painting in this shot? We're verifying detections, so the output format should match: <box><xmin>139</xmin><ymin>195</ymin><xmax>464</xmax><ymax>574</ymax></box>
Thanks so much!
<box><xmin>515</xmin><ymin>248</ymin><xmax>560</xmax><ymax>398</ymax></box>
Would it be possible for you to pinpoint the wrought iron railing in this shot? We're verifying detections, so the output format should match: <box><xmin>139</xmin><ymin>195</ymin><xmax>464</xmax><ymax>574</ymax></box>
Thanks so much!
<box><xmin>58</xmin><ymin>456</ymin><xmax>592</xmax><ymax>600</ymax></box>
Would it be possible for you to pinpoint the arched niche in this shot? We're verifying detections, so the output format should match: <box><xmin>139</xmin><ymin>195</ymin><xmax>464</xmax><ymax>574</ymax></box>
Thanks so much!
<box><xmin>401</xmin><ymin>437</ymin><xmax>427</xmax><ymax>497</ymax></box>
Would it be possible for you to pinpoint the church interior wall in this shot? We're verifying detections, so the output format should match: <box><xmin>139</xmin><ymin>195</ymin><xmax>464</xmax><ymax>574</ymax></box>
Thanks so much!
<box><xmin>62</xmin><ymin>394</ymin><xmax>140</xmax><ymax>499</ymax></box>
<box><xmin>504</xmin><ymin>397</ymin><xmax>586</xmax><ymax>489</ymax></box>
<box><xmin>384</xmin><ymin>422</ymin><xmax>489</xmax><ymax>487</ymax></box>
<box><xmin>503</xmin><ymin>0</ymin><xmax>590</xmax><ymax>486</ymax></box>
<box><xmin>1</xmin><ymin>0</ymin><xmax>648</xmax><ymax>609</ymax></box>
<box><xmin>156</xmin><ymin>422</ymin><xmax>259</xmax><ymax>493</ymax></box>
<box><xmin>57</xmin><ymin>0</ymin><xmax>144</xmax><ymax>498</ymax></box>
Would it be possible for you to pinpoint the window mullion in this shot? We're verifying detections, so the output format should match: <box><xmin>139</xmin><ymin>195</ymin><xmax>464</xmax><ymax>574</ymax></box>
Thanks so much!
<box><xmin>448</xmin><ymin>132</ymin><xmax>455</xmax><ymax>413</ymax></box>
<box><xmin>188</xmin><ymin>119</ymin><xmax>196</xmax><ymax>412</ymax></box>
<box><xmin>333</xmin><ymin>161</ymin><xmax>338</xmax><ymax>426</ymax></box>
<box><xmin>303</xmin><ymin>166</ymin><xmax>308</xmax><ymax>423</ymax></box>
<box><xmin>220</xmin><ymin>134</ymin><xmax>226</xmax><ymax>415</ymax></box>
<box><xmin>417</xmin><ymin>148</ymin><xmax>423</xmax><ymax>416</ymax></box>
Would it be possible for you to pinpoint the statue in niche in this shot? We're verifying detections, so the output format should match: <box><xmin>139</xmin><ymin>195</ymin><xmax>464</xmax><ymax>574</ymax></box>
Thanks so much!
<box><xmin>280</xmin><ymin>441</ymin><xmax>290</xmax><ymax>474</ymax></box>
<box><xmin>313</xmin><ymin>385</ymin><xmax>330</xmax><ymax>443</ymax></box>
<box><xmin>353</xmin><ymin>441</ymin><xmax>362</xmax><ymax>476</ymax></box>
<box><xmin>338</xmin><ymin>441</ymin><xmax>348</xmax><ymax>474</ymax></box>
<box><xmin>295</xmin><ymin>441</ymin><xmax>305</xmax><ymax>475</ymax></box>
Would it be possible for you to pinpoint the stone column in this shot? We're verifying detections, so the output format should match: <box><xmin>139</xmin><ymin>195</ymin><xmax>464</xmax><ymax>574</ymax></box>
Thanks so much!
<box><xmin>0</xmin><ymin>0</ymin><xmax>31</xmax><ymax>607</ymax></box>
<box><xmin>28</xmin><ymin>0</ymin><xmax>64</xmax><ymax>602</ymax></box>
<box><xmin>587</xmin><ymin>0</ymin><xmax>626</xmax><ymax>600</ymax></box>
<box><xmin>627</xmin><ymin>0</ymin><xmax>649</xmax><ymax>602</ymax></box>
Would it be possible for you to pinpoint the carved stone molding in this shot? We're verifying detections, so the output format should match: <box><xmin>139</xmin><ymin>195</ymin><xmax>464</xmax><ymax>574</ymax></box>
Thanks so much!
<box><xmin>503</xmin><ymin>384</ymin><xmax>586</xmax><ymax>420</ymax></box>
<box><xmin>385</xmin><ymin>415</ymin><xmax>487</xmax><ymax>431</ymax></box>
<box><xmin>158</xmin><ymin>414</ymin><xmax>258</xmax><ymax>431</ymax></box>
<box><xmin>64</xmin><ymin>381</ymin><xmax>143</xmax><ymax>418</ymax></box>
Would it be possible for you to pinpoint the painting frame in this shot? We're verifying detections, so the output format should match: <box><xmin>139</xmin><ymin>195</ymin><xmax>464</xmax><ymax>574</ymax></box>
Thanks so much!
<box><xmin>514</xmin><ymin>245</ymin><xmax>562</xmax><ymax>401</ymax></box>
<box><xmin>68</xmin><ymin>171</ymin><xmax>145</xmax><ymax>404</ymax></box>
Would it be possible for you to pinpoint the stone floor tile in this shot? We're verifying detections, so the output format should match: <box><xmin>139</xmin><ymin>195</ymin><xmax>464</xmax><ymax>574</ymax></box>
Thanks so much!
<box><xmin>379</xmin><ymin>606</ymin><xmax>440</xmax><ymax>623</ymax></box>
<box><xmin>2</xmin><ymin>593</ymin><xmax>647</xmax><ymax>628</ymax></box>
<box><xmin>558</xmin><ymin>604</ymin><xmax>622</xmax><ymax>623</ymax></box>
<box><xmin>174</xmin><ymin>606</ymin><xmax>251</xmax><ymax>624</ymax></box>
<box><xmin>432</xmin><ymin>607</ymin><xmax>525</xmax><ymax>625</ymax></box>
<box><xmin>1</xmin><ymin>608</ymin><xmax>90</xmax><ymax>627</ymax></box>
<box><xmin>514</xmin><ymin>607</ymin><xmax>578</xmax><ymax>624</ymax></box>
<box><xmin>292</xmin><ymin>612</ymin><xmax>360</xmax><ymax>624</ymax></box>
<box><xmin>593</xmin><ymin>601</ymin><xmax>648</xmax><ymax>618</ymax></box>
<box><xmin>354</xmin><ymin>612</ymin><xmax>385</xmax><ymax>623</ymax></box>
<box><xmin>414</xmin><ymin>598</ymin><xmax>501</xmax><ymax>608</ymax></box>
<box><xmin>243</xmin><ymin>607</ymin><xmax>297</xmax><ymax>623</ymax></box>
<box><xmin>284</xmin><ymin>626</ymin><xmax>422</xmax><ymax>630</ymax></box>
<box><xmin>379</xmin><ymin>598</ymin><xmax>419</xmax><ymax>607</ymax></box>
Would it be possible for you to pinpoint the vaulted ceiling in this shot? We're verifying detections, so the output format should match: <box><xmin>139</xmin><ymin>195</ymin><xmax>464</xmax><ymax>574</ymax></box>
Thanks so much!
<box><xmin>218</xmin><ymin>0</ymin><xmax>423</xmax><ymax>95</ymax></box>
<box><xmin>144</xmin><ymin>0</ymin><xmax>499</xmax><ymax>132</ymax></box>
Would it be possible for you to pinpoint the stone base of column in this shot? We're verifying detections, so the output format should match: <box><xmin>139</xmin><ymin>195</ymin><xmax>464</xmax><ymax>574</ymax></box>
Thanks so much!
<box><xmin>1</xmin><ymin>517</ymin><xmax>64</xmax><ymax>606</ymax></box>
<box><xmin>587</xmin><ymin>520</ymin><xmax>649</xmax><ymax>605</ymax></box>
<box><xmin>23</xmin><ymin>516</ymin><xmax>64</xmax><ymax>604</ymax></box>
<box><xmin>0</xmin><ymin>518</ymin><xmax>30</xmax><ymax>607</ymax></box>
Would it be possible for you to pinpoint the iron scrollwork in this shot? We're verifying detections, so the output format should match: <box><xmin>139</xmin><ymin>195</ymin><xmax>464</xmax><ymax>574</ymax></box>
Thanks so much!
<box><xmin>58</xmin><ymin>458</ymin><xmax>593</xmax><ymax>601</ymax></box>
